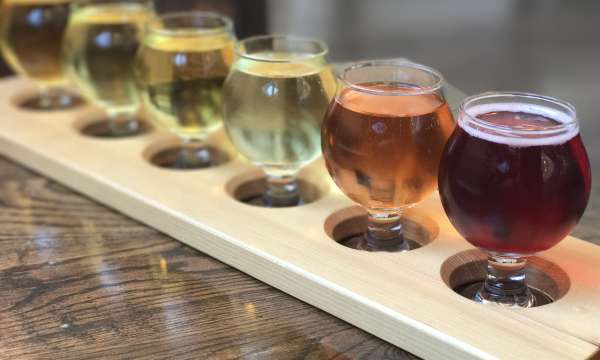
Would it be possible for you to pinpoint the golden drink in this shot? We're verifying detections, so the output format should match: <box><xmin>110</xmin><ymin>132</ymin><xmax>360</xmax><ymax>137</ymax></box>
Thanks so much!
<box><xmin>136</xmin><ymin>25</ymin><xmax>234</xmax><ymax>140</ymax></box>
<box><xmin>224</xmin><ymin>55</ymin><xmax>336</xmax><ymax>176</ymax></box>
<box><xmin>63</xmin><ymin>2</ymin><xmax>153</xmax><ymax>116</ymax></box>
<box><xmin>0</xmin><ymin>0</ymin><xmax>70</xmax><ymax>86</ymax></box>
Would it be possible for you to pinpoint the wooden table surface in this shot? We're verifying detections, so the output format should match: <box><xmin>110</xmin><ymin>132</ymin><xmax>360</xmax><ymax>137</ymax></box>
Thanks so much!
<box><xmin>0</xmin><ymin>156</ymin><xmax>419</xmax><ymax>359</ymax></box>
<box><xmin>1</xmin><ymin>140</ymin><xmax>598</xmax><ymax>360</ymax></box>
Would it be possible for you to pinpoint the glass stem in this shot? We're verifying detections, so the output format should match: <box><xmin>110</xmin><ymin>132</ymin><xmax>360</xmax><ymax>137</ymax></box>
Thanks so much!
<box><xmin>476</xmin><ymin>254</ymin><xmax>535</xmax><ymax>307</ymax></box>
<box><xmin>38</xmin><ymin>85</ymin><xmax>74</xmax><ymax>109</ymax></box>
<box><xmin>262</xmin><ymin>174</ymin><xmax>300</xmax><ymax>207</ymax></box>
<box><xmin>107</xmin><ymin>111</ymin><xmax>139</xmax><ymax>136</ymax></box>
<box><xmin>176</xmin><ymin>138</ymin><xmax>210</xmax><ymax>168</ymax></box>
<box><xmin>364</xmin><ymin>210</ymin><xmax>408</xmax><ymax>251</ymax></box>
<box><xmin>38</xmin><ymin>86</ymin><xmax>53</xmax><ymax>109</ymax></box>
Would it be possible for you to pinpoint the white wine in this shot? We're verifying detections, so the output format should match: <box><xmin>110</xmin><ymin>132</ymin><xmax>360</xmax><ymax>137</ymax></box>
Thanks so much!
<box><xmin>224</xmin><ymin>54</ymin><xmax>336</xmax><ymax>176</ymax></box>
<box><xmin>63</xmin><ymin>2</ymin><xmax>153</xmax><ymax>116</ymax></box>
<box><xmin>0</xmin><ymin>0</ymin><xmax>70</xmax><ymax>86</ymax></box>
<box><xmin>136</xmin><ymin>28</ymin><xmax>234</xmax><ymax>140</ymax></box>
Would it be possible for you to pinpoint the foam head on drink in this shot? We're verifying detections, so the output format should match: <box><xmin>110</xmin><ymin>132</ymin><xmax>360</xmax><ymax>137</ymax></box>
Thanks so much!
<box><xmin>459</xmin><ymin>103</ymin><xmax>580</xmax><ymax>146</ymax></box>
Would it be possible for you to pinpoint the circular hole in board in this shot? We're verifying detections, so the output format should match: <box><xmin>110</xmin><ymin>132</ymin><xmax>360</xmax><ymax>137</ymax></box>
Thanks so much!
<box><xmin>323</xmin><ymin>205</ymin><xmax>439</xmax><ymax>252</ymax></box>
<box><xmin>11</xmin><ymin>88</ymin><xmax>85</xmax><ymax>112</ymax></box>
<box><xmin>143</xmin><ymin>130</ymin><xmax>239</xmax><ymax>170</ymax></box>
<box><xmin>149</xmin><ymin>146</ymin><xmax>229</xmax><ymax>170</ymax></box>
<box><xmin>440</xmin><ymin>249</ymin><xmax>570</xmax><ymax>307</ymax></box>
<box><xmin>74</xmin><ymin>111</ymin><xmax>152</xmax><ymax>139</ymax></box>
<box><xmin>225</xmin><ymin>169</ymin><xmax>327</xmax><ymax>208</ymax></box>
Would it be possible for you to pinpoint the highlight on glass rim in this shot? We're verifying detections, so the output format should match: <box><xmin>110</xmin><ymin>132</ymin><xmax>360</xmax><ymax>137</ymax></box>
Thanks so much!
<box><xmin>0</xmin><ymin>2</ymin><xmax>596</xmax><ymax>359</ymax></box>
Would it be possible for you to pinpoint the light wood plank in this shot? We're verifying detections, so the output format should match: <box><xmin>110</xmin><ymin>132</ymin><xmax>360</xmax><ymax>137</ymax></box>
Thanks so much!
<box><xmin>0</xmin><ymin>77</ymin><xmax>598</xmax><ymax>360</ymax></box>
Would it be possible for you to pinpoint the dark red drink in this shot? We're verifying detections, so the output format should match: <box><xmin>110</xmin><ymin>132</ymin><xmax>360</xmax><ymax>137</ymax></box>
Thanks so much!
<box><xmin>439</xmin><ymin>108</ymin><xmax>591</xmax><ymax>255</ymax></box>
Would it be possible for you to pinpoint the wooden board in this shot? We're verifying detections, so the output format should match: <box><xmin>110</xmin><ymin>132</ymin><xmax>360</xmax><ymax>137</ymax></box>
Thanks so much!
<box><xmin>0</xmin><ymin>77</ymin><xmax>598</xmax><ymax>360</ymax></box>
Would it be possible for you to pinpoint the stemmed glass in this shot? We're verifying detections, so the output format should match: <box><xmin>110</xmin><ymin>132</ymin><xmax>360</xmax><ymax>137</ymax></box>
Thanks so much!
<box><xmin>223</xmin><ymin>35</ymin><xmax>336</xmax><ymax>207</ymax></box>
<box><xmin>438</xmin><ymin>92</ymin><xmax>591</xmax><ymax>307</ymax></box>
<box><xmin>0</xmin><ymin>0</ymin><xmax>83</xmax><ymax>110</ymax></box>
<box><xmin>135</xmin><ymin>12</ymin><xmax>236</xmax><ymax>168</ymax></box>
<box><xmin>63</xmin><ymin>0</ymin><xmax>154</xmax><ymax>136</ymax></box>
<box><xmin>322</xmin><ymin>61</ymin><xmax>455</xmax><ymax>251</ymax></box>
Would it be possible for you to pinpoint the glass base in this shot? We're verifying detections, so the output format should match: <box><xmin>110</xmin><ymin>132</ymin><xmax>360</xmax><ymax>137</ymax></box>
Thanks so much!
<box><xmin>455</xmin><ymin>281</ymin><xmax>553</xmax><ymax>308</ymax></box>
<box><xmin>150</xmin><ymin>146</ymin><xmax>222</xmax><ymax>170</ymax></box>
<box><xmin>338</xmin><ymin>233</ymin><xmax>419</xmax><ymax>252</ymax></box>
<box><xmin>80</xmin><ymin>118</ymin><xmax>146</xmax><ymax>138</ymax></box>
<box><xmin>239</xmin><ymin>175</ymin><xmax>302</xmax><ymax>208</ymax></box>
<box><xmin>19</xmin><ymin>91</ymin><xmax>84</xmax><ymax>111</ymax></box>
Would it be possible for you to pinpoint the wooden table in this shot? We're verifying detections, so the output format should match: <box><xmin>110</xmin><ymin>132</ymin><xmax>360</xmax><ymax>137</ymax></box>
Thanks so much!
<box><xmin>1</xmin><ymin>145</ymin><xmax>598</xmax><ymax>359</ymax></box>
<box><xmin>0</xmin><ymin>156</ymin><xmax>419</xmax><ymax>359</ymax></box>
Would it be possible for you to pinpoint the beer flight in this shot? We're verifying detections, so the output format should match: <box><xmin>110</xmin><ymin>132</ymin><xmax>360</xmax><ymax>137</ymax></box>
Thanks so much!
<box><xmin>0</xmin><ymin>0</ymin><xmax>591</xmax><ymax>308</ymax></box>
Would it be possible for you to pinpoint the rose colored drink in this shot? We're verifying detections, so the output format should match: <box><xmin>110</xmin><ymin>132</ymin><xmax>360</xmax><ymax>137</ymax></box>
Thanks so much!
<box><xmin>439</xmin><ymin>107</ymin><xmax>591</xmax><ymax>255</ymax></box>
<box><xmin>322</xmin><ymin>83</ymin><xmax>455</xmax><ymax>210</ymax></box>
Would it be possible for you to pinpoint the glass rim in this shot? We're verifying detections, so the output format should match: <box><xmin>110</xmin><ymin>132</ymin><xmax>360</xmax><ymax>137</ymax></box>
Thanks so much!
<box><xmin>234</xmin><ymin>34</ymin><xmax>329</xmax><ymax>63</ymax></box>
<box><xmin>338</xmin><ymin>60</ymin><xmax>444</xmax><ymax>96</ymax></box>
<box><xmin>459</xmin><ymin>91</ymin><xmax>579</xmax><ymax>137</ymax></box>
<box><xmin>147</xmin><ymin>11</ymin><xmax>234</xmax><ymax>37</ymax></box>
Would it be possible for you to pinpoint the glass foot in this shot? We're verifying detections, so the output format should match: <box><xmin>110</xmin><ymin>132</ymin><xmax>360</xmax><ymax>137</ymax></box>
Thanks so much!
<box><xmin>233</xmin><ymin>177</ymin><xmax>322</xmax><ymax>208</ymax></box>
<box><xmin>19</xmin><ymin>91</ymin><xmax>84</xmax><ymax>111</ymax></box>
<box><xmin>239</xmin><ymin>176</ymin><xmax>302</xmax><ymax>208</ymax></box>
<box><xmin>150</xmin><ymin>146</ymin><xmax>226</xmax><ymax>170</ymax></box>
<box><xmin>338</xmin><ymin>233</ymin><xmax>418</xmax><ymax>252</ymax></box>
<box><xmin>455</xmin><ymin>281</ymin><xmax>553</xmax><ymax>308</ymax></box>
<box><xmin>80</xmin><ymin>118</ymin><xmax>147</xmax><ymax>138</ymax></box>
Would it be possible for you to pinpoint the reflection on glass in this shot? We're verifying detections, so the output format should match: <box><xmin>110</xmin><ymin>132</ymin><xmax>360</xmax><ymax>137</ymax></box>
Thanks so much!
<box><xmin>136</xmin><ymin>12</ymin><xmax>235</xmax><ymax>168</ymax></box>
<box><xmin>322</xmin><ymin>61</ymin><xmax>455</xmax><ymax>251</ymax></box>
<box><xmin>63</xmin><ymin>0</ymin><xmax>153</xmax><ymax>136</ymax></box>
<box><xmin>223</xmin><ymin>35</ymin><xmax>336</xmax><ymax>207</ymax></box>
<box><xmin>439</xmin><ymin>92</ymin><xmax>591</xmax><ymax>307</ymax></box>
<box><xmin>0</xmin><ymin>0</ymin><xmax>82</xmax><ymax>110</ymax></box>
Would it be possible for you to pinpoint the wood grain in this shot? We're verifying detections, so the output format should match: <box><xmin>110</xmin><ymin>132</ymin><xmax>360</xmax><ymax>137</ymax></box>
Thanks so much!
<box><xmin>0</xmin><ymin>157</ymin><xmax>418</xmax><ymax>360</ymax></box>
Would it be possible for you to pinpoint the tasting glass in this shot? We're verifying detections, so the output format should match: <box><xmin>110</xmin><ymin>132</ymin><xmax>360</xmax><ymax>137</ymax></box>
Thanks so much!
<box><xmin>438</xmin><ymin>92</ymin><xmax>591</xmax><ymax>307</ymax></box>
<box><xmin>135</xmin><ymin>12</ymin><xmax>235</xmax><ymax>168</ymax></box>
<box><xmin>63</xmin><ymin>0</ymin><xmax>154</xmax><ymax>136</ymax></box>
<box><xmin>322</xmin><ymin>60</ymin><xmax>455</xmax><ymax>251</ymax></box>
<box><xmin>0</xmin><ymin>0</ymin><xmax>83</xmax><ymax>110</ymax></box>
<box><xmin>223</xmin><ymin>35</ymin><xmax>336</xmax><ymax>207</ymax></box>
